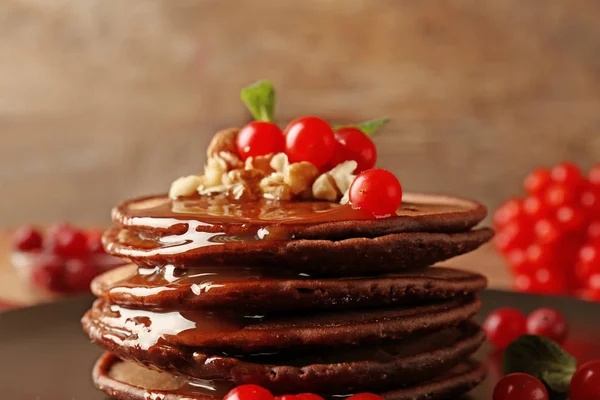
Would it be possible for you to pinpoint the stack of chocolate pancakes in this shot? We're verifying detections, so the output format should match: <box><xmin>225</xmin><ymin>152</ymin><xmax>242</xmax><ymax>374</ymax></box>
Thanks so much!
<box><xmin>82</xmin><ymin>192</ymin><xmax>493</xmax><ymax>399</ymax></box>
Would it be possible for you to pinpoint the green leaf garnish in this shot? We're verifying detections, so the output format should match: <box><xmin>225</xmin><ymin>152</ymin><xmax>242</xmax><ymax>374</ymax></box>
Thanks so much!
<box><xmin>332</xmin><ymin>118</ymin><xmax>389</xmax><ymax>136</ymax></box>
<box><xmin>240</xmin><ymin>80</ymin><xmax>276</xmax><ymax>122</ymax></box>
<box><xmin>503</xmin><ymin>335</ymin><xmax>577</xmax><ymax>397</ymax></box>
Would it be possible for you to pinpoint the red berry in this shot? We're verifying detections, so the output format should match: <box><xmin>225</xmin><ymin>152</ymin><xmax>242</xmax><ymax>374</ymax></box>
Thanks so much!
<box><xmin>556</xmin><ymin>206</ymin><xmax>585</xmax><ymax>231</ymax></box>
<box><xmin>330</xmin><ymin>127</ymin><xmax>377</xmax><ymax>173</ymax></box>
<box><xmin>13</xmin><ymin>226</ymin><xmax>43</xmax><ymax>251</ymax></box>
<box><xmin>483</xmin><ymin>308</ymin><xmax>527</xmax><ymax>350</ymax></box>
<box><xmin>551</xmin><ymin>161</ymin><xmax>583</xmax><ymax>186</ymax></box>
<box><xmin>63</xmin><ymin>259</ymin><xmax>99</xmax><ymax>293</ymax></box>
<box><xmin>523</xmin><ymin>197</ymin><xmax>548</xmax><ymax>219</ymax></box>
<box><xmin>590</xmin><ymin>164</ymin><xmax>600</xmax><ymax>187</ymax></box>
<box><xmin>236</xmin><ymin>121</ymin><xmax>285</xmax><ymax>161</ymax></box>
<box><xmin>576</xmin><ymin>245</ymin><xmax>600</xmax><ymax>281</ymax></box>
<box><xmin>31</xmin><ymin>255</ymin><xmax>65</xmax><ymax>293</ymax></box>
<box><xmin>525</xmin><ymin>244</ymin><xmax>553</xmax><ymax>268</ymax></box>
<box><xmin>534</xmin><ymin>219</ymin><xmax>560</xmax><ymax>244</ymax></box>
<box><xmin>524</xmin><ymin>168</ymin><xmax>552</xmax><ymax>196</ymax></box>
<box><xmin>495</xmin><ymin>222</ymin><xmax>532</xmax><ymax>254</ymax></box>
<box><xmin>570</xmin><ymin>360</ymin><xmax>600</xmax><ymax>400</ymax></box>
<box><xmin>506</xmin><ymin>249</ymin><xmax>531</xmax><ymax>273</ymax></box>
<box><xmin>526</xmin><ymin>308</ymin><xmax>569</xmax><ymax>344</ymax></box>
<box><xmin>347</xmin><ymin>394</ymin><xmax>385</xmax><ymax>400</ymax></box>
<box><xmin>588</xmin><ymin>221</ymin><xmax>600</xmax><ymax>240</ymax></box>
<box><xmin>224</xmin><ymin>385</ymin><xmax>274</xmax><ymax>400</ymax></box>
<box><xmin>587</xmin><ymin>273</ymin><xmax>600</xmax><ymax>291</ymax></box>
<box><xmin>493</xmin><ymin>373</ymin><xmax>549</xmax><ymax>400</ymax></box>
<box><xmin>48</xmin><ymin>225</ymin><xmax>87</xmax><ymax>257</ymax></box>
<box><xmin>580</xmin><ymin>189</ymin><xmax>600</xmax><ymax>217</ymax></box>
<box><xmin>349</xmin><ymin>168</ymin><xmax>402</xmax><ymax>217</ymax></box>
<box><xmin>545</xmin><ymin>184</ymin><xmax>576</xmax><ymax>208</ymax></box>
<box><xmin>494</xmin><ymin>198</ymin><xmax>525</xmax><ymax>228</ymax></box>
<box><xmin>283</xmin><ymin>117</ymin><xmax>335</xmax><ymax>168</ymax></box>
<box><xmin>86</xmin><ymin>231</ymin><xmax>105</xmax><ymax>254</ymax></box>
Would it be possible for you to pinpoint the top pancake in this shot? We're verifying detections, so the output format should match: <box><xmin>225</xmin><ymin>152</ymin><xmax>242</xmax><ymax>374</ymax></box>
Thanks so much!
<box><xmin>103</xmin><ymin>193</ymin><xmax>490</xmax><ymax>270</ymax></box>
<box><xmin>110</xmin><ymin>192</ymin><xmax>487</xmax><ymax>239</ymax></box>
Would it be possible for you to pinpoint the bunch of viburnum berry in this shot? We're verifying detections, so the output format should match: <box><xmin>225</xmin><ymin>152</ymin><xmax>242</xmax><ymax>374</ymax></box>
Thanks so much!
<box><xmin>494</xmin><ymin>162</ymin><xmax>600</xmax><ymax>299</ymax></box>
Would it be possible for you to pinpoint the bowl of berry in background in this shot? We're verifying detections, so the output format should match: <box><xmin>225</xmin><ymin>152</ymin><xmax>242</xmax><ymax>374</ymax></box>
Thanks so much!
<box><xmin>11</xmin><ymin>224</ymin><xmax>126</xmax><ymax>297</ymax></box>
<box><xmin>494</xmin><ymin>162</ymin><xmax>600</xmax><ymax>300</ymax></box>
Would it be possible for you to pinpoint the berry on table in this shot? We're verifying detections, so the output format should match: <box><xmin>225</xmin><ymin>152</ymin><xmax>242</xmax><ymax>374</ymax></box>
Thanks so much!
<box><xmin>224</xmin><ymin>385</ymin><xmax>274</xmax><ymax>400</ymax></box>
<box><xmin>31</xmin><ymin>255</ymin><xmax>64</xmax><ymax>293</ymax></box>
<box><xmin>283</xmin><ymin>116</ymin><xmax>335</xmax><ymax>168</ymax></box>
<box><xmin>236</xmin><ymin>121</ymin><xmax>285</xmax><ymax>161</ymax></box>
<box><xmin>590</xmin><ymin>164</ymin><xmax>600</xmax><ymax>187</ymax></box>
<box><xmin>63</xmin><ymin>259</ymin><xmax>100</xmax><ymax>293</ymax></box>
<box><xmin>349</xmin><ymin>168</ymin><xmax>403</xmax><ymax>217</ymax></box>
<box><xmin>329</xmin><ymin>127</ymin><xmax>377</xmax><ymax>173</ymax></box>
<box><xmin>47</xmin><ymin>224</ymin><xmax>88</xmax><ymax>258</ymax></box>
<box><xmin>570</xmin><ymin>360</ymin><xmax>600</xmax><ymax>400</ymax></box>
<box><xmin>492</xmin><ymin>373</ymin><xmax>548</xmax><ymax>400</ymax></box>
<box><xmin>526</xmin><ymin>307</ymin><xmax>569</xmax><ymax>344</ymax></box>
<box><xmin>13</xmin><ymin>226</ymin><xmax>43</xmax><ymax>251</ymax></box>
<box><xmin>483</xmin><ymin>308</ymin><xmax>527</xmax><ymax>350</ymax></box>
<box><xmin>545</xmin><ymin>184</ymin><xmax>576</xmax><ymax>208</ymax></box>
<box><xmin>86</xmin><ymin>231</ymin><xmax>106</xmax><ymax>254</ymax></box>
<box><xmin>556</xmin><ymin>206</ymin><xmax>585</xmax><ymax>231</ymax></box>
<box><xmin>523</xmin><ymin>197</ymin><xmax>548</xmax><ymax>220</ymax></box>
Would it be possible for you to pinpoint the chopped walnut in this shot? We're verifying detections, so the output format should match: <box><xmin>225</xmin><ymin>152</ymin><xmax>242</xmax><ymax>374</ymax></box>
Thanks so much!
<box><xmin>245</xmin><ymin>154</ymin><xmax>275</xmax><ymax>175</ymax></box>
<box><xmin>260</xmin><ymin>172</ymin><xmax>292</xmax><ymax>200</ymax></box>
<box><xmin>216</xmin><ymin>151</ymin><xmax>243</xmax><ymax>170</ymax></box>
<box><xmin>169</xmin><ymin>175</ymin><xmax>204</xmax><ymax>199</ymax></box>
<box><xmin>287</xmin><ymin>162</ymin><xmax>319</xmax><ymax>195</ymax></box>
<box><xmin>206</xmin><ymin>128</ymin><xmax>239</xmax><ymax>158</ymax></box>
<box><xmin>312</xmin><ymin>161</ymin><xmax>358</xmax><ymax>203</ymax></box>
<box><xmin>202</xmin><ymin>156</ymin><xmax>228</xmax><ymax>187</ymax></box>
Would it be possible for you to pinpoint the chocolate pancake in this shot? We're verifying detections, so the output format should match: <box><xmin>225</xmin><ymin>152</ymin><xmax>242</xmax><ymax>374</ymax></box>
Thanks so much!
<box><xmin>83</xmin><ymin>296</ymin><xmax>481</xmax><ymax>352</ymax></box>
<box><xmin>87</xmin><ymin>318</ymin><xmax>484</xmax><ymax>393</ymax></box>
<box><xmin>92</xmin><ymin>264</ymin><xmax>487</xmax><ymax>311</ymax></box>
<box><xmin>104</xmin><ymin>193</ymin><xmax>492</xmax><ymax>272</ymax></box>
<box><xmin>93</xmin><ymin>352</ymin><xmax>486</xmax><ymax>399</ymax></box>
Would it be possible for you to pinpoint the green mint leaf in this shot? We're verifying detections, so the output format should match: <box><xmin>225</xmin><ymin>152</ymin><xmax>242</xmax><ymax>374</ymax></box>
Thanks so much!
<box><xmin>332</xmin><ymin>118</ymin><xmax>389</xmax><ymax>136</ymax></box>
<box><xmin>503</xmin><ymin>335</ymin><xmax>577</xmax><ymax>396</ymax></box>
<box><xmin>240</xmin><ymin>80</ymin><xmax>275</xmax><ymax>122</ymax></box>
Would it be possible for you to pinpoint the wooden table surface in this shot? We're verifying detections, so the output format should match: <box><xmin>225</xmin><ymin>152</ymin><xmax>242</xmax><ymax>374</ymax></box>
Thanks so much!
<box><xmin>0</xmin><ymin>229</ymin><xmax>511</xmax><ymax>307</ymax></box>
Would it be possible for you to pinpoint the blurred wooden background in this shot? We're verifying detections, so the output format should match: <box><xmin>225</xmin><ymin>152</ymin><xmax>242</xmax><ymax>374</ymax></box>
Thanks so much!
<box><xmin>1</xmin><ymin>0</ymin><xmax>599</xmax><ymax>226</ymax></box>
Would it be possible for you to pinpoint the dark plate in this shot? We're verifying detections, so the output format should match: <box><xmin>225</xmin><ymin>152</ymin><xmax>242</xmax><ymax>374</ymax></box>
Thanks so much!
<box><xmin>1</xmin><ymin>290</ymin><xmax>600</xmax><ymax>399</ymax></box>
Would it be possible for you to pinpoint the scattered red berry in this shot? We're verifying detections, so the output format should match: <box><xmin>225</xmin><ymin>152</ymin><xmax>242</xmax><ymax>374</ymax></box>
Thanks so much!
<box><xmin>526</xmin><ymin>308</ymin><xmax>569</xmax><ymax>344</ymax></box>
<box><xmin>329</xmin><ymin>127</ymin><xmax>377</xmax><ymax>173</ymax></box>
<box><xmin>224</xmin><ymin>385</ymin><xmax>274</xmax><ymax>400</ymax></box>
<box><xmin>524</xmin><ymin>168</ymin><xmax>552</xmax><ymax>197</ymax></box>
<box><xmin>534</xmin><ymin>219</ymin><xmax>560</xmax><ymax>244</ymax></box>
<box><xmin>493</xmin><ymin>373</ymin><xmax>548</xmax><ymax>400</ymax></box>
<box><xmin>483</xmin><ymin>308</ymin><xmax>527</xmax><ymax>350</ymax></box>
<box><xmin>349</xmin><ymin>168</ymin><xmax>402</xmax><ymax>216</ymax></box>
<box><xmin>86</xmin><ymin>231</ymin><xmax>105</xmax><ymax>254</ymax></box>
<box><xmin>236</xmin><ymin>121</ymin><xmax>285</xmax><ymax>161</ymax></box>
<box><xmin>570</xmin><ymin>360</ymin><xmax>600</xmax><ymax>400</ymax></box>
<box><xmin>556</xmin><ymin>206</ymin><xmax>585</xmax><ymax>231</ymax></box>
<box><xmin>31</xmin><ymin>255</ymin><xmax>64</xmax><ymax>293</ymax></box>
<box><xmin>346</xmin><ymin>394</ymin><xmax>385</xmax><ymax>400</ymax></box>
<box><xmin>283</xmin><ymin>116</ymin><xmax>335</xmax><ymax>168</ymax></box>
<box><xmin>523</xmin><ymin>197</ymin><xmax>548</xmax><ymax>219</ymax></box>
<box><xmin>63</xmin><ymin>259</ymin><xmax>100</xmax><ymax>293</ymax></box>
<box><xmin>48</xmin><ymin>225</ymin><xmax>88</xmax><ymax>257</ymax></box>
<box><xmin>12</xmin><ymin>226</ymin><xmax>43</xmax><ymax>251</ymax></box>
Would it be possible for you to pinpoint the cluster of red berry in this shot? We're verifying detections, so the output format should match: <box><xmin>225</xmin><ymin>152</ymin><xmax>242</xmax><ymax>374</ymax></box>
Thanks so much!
<box><xmin>483</xmin><ymin>307</ymin><xmax>568</xmax><ymax>349</ymax></box>
<box><xmin>493</xmin><ymin>362</ymin><xmax>600</xmax><ymax>400</ymax></box>
<box><xmin>12</xmin><ymin>224</ymin><xmax>121</xmax><ymax>294</ymax></box>
<box><xmin>494</xmin><ymin>162</ymin><xmax>600</xmax><ymax>297</ymax></box>
<box><xmin>237</xmin><ymin>117</ymin><xmax>403</xmax><ymax>216</ymax></box>
<box><xmin>484</xmin><ymin>307</ymin><xmax>600</xmax><ymax>399</ymax></box>
<box><xmin>223</xmin><ymin>384</ymin><xmax>383</xmax><ymax>400</ymax></box>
